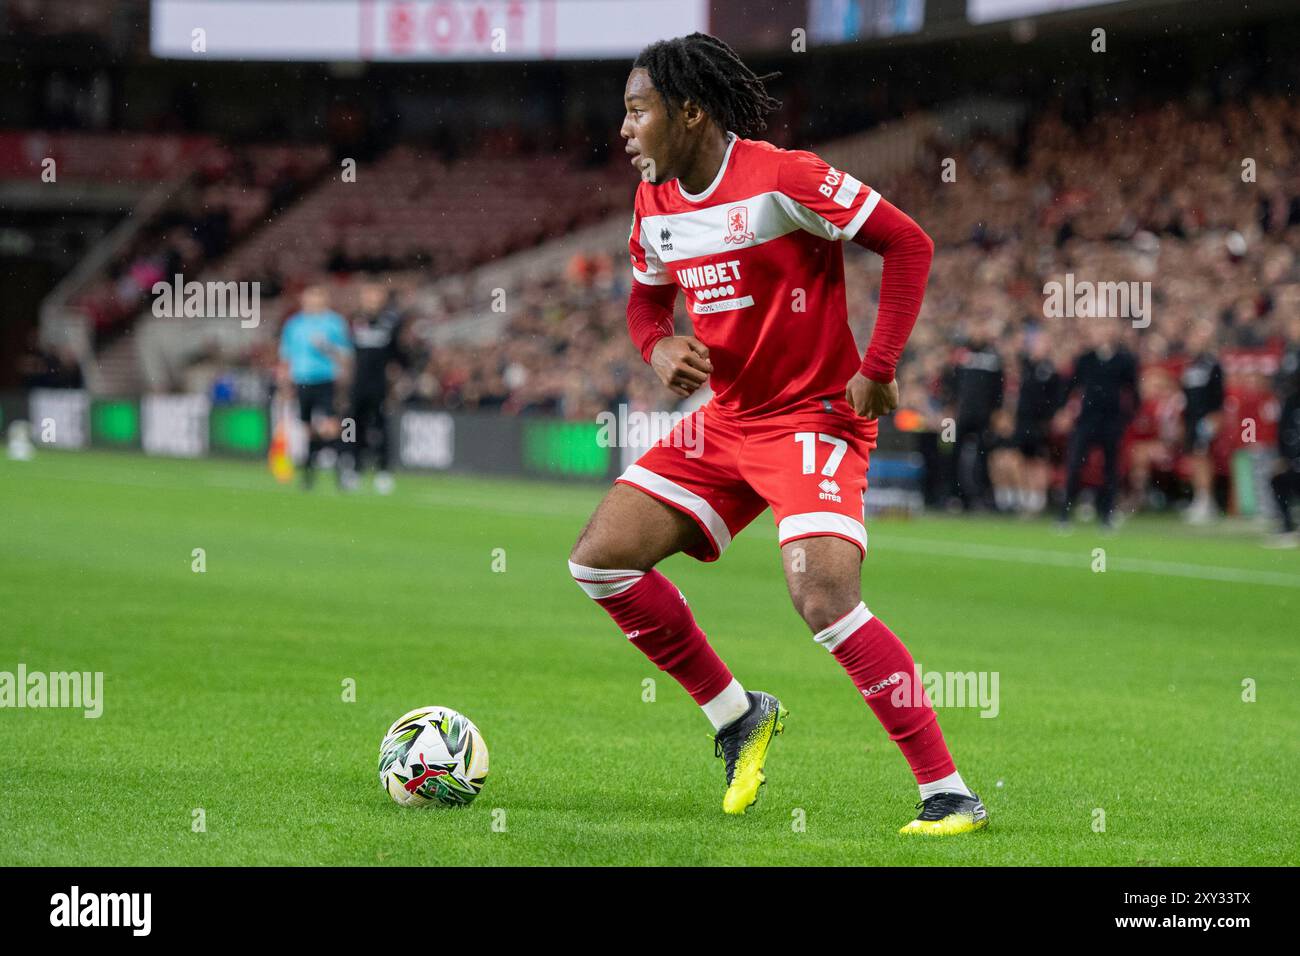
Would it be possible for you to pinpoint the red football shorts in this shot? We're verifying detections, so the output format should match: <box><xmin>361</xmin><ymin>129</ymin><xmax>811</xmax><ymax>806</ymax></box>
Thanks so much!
<box><xmin>616</xmin><ymin>399</ymin><xmax>878</xmax><ymax>562</ymax></box>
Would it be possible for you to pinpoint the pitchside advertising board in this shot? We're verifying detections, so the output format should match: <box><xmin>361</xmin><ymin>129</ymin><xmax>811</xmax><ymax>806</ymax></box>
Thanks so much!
<box><xmin>397</xmin><ymin>410</ymin><xmax>618</xmax><ymax>478</ymax></box>
<box><xmin>966</xmin><ymin>0</ymin><xmax>1117</xmax><ymax>23</ymax></box>
<box><xmin>16</xmin><ymin>392</ymin><xmax>927</xmax><ymax>505</ymax></box>
<box><xmin>28</xmin><ymin>389</ymin><xmax>89</xmax><ymax>449</ymax></box>
<box><xmin>25</xmin><ymin>390</ymin><xmax>268</xmax><ymax>458</ymax></box>
<box><xmin>150</xmin><ymin>0</ymin><xmax>709</xmax><ymax>61</ymax></box>
<box><xmin>142</xmin><ymin>395</ymin><xmax>209</xmax><ymax>458</ymax></box>
<box><xmin>18</xmin><ymin>392</ymin><xmax>621</xmax><ymax>479</ymax></box>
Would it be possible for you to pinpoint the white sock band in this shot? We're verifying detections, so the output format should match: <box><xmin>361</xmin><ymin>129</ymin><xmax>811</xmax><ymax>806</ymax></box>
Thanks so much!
<box><xmin>812</xmin><ymin>601</ymin><xmax>874</xmax><ymax>653</ymax></box>
<box><xmin>567</xmin><ymin>561</ymin><xmax>645</xmax><ymax>600</ymax></box>
<box><xmin>919</xmin><ymin>770</ymin><xmax>973</xmax><ymax>800</ymax></box>
<box><xmin>701</xmin><ymin>678</ymin><xmax>750</xmax><ymax>732</ymax></box>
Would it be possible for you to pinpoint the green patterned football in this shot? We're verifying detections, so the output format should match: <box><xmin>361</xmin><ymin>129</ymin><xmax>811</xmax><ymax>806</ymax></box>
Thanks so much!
<box><xmin>378</xmin><ymin>706</ymin><xmax>489</xmax><ymax>807</ymax></box>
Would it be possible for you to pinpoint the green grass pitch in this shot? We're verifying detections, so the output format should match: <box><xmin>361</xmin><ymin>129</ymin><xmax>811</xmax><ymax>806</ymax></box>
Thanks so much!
<box><xmin>1</xmin><ymin>450</ymin><xmax>1296</xmax><ymax>865</ymax></box>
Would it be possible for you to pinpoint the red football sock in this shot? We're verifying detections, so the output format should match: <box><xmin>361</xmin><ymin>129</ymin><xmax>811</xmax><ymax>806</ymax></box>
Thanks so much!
<box><xmin>816</xmin><ymin>602</ymin><xmax>956</xmax><ymax>784</ymax></box>
<box><xmin>569</xmin><ymin>563</ymin><xmax>734</xmax><ymax>705</ymax></box>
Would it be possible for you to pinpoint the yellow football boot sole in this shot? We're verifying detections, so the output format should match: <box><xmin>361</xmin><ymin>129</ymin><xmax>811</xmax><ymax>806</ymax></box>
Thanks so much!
<box><xmin>720</xmin><ymin>699</ymin><xmax>787</xmax><ymax>815</ymax></box>
<box><xmin>899</xmin><ymin>792</ymin><xmax>989</xmax><ymax>835</ymax></box>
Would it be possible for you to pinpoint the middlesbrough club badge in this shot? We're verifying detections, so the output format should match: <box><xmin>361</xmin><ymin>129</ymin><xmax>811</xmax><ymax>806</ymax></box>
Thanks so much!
<box><xmin>723</xmin><ymin>205</ymin><xmax>754</xmax><ymax>244</ymax></box>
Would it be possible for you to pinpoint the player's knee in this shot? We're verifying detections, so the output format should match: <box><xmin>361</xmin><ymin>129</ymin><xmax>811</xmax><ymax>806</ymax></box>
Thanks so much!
<box><xmin>568</xmin><ymin>537</ymin><xmax>623</xmax><ymax>576</ymax></box>
<box><xmin>569</xmin><ymin>526</ymin><xmax>615</xmax><ymax>570</ymax></box>
<box><xmin>569</xmin><ymin>520</ymin><xmax>656</xmax><ymax>572</ymax></box>
<box><xmin>791</xmin><ymin>582</ymin><xmax>860</xmax><ymax>634</ymax></box>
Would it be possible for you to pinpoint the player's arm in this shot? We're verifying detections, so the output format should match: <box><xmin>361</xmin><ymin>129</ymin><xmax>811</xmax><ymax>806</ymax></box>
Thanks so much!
<box><xmin>1051</xmin><ymin>366</ymin><xmax>1068</xmax><ymax>412</ymax></box>
<box><xmin>278</xmin><ymin>315</ymin><xmax>294</xmax><ymax>360</ymax></box>
<box><xmin>1279</xmin><ymin>392</ymin><xmax>1300</xmax><ymax>464</ymax></box>
<box><xmin>309</xmin><ymin>316</ymin><xmax>353</xmax><ymax>368</ymax></box>
<box><xmin>334</xmin><ymin>316</ymin><xmax>357</xmax><ymax>386</ymax></box>
<box><xmin>277</xmin><ymin>316</ymin><xmax>296</xmax><ymax>386</ymax></box>
<box><xmin>848</xmin><ymin>200</ymin><xmax>934</xmax><ymax>384</ymax></box>
<box><xmin>1208</xmin><ymin>360</ymin><xmax>1225</xmax><ymax>414</ymax></box>
<box><xmin>776</xmin><ymin>152</ymin><xmax>934</xmax><ymax>419</ymax></box>
<box><xmin>626</xmin><ymin>198</ymin><xmax>712</xmax><ymax>398</ymax></box>
<box><xmin>1124</xmin><ymin>355</ymin><xmax>1141</xmax><ymax>424</ymax></box>
<box><xmin>844</xmin><ymin>199</ymin><xmax>934</xmax><ymax>418</ymax></box>
<box><xmin>1063</xmin><ymin>355</ymin><xmax>1081</xmax><ymax>401</ymax></box>
<box><xmin>332</xmin><ymin>315</ymin><xmax>355</xmax><ymax>365</ymax></box>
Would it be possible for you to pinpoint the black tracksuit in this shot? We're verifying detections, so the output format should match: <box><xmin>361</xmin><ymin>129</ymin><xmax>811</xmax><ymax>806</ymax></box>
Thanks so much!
<box><xmin>949</xmin><ymin>343</ymin><xmax>1004</xmax><ymax>509</ymax></box>
<box><xmin>1181</xmin><ymin>353</ymin><xmax>1225</xmax><ymax>451</ymax></box>
<box><xmin>1272</xmin><ymin>390</ymin><xmax>1300</xmax><ymax>533</ymax></box>
<box><xmin>1059</xmin><ymin>346</ymin><xmax>1139</xmax><ymax>523</ymax></box>
<box><xmin>1015</xmin><ymin>355</ymin><xmax>1065</xmax><ymax>456</ymax></box>
<box><xmin>349</xmin><ymin>307</ymin><xmax>403</xmax><ymax>472</ymax></box>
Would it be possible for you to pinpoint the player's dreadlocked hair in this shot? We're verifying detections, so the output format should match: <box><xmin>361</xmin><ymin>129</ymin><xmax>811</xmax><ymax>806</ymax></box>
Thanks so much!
<box><xmin>633</xmin><ymin>33</ymin><xmax>781</xmax><ymax>137</ymax></box>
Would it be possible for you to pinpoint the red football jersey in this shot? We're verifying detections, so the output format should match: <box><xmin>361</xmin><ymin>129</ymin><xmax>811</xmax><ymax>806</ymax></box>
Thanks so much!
<box><xmin>629</xmin><ymin>132</ymin><xmax>881</xmax><ymax>420</ymax></box>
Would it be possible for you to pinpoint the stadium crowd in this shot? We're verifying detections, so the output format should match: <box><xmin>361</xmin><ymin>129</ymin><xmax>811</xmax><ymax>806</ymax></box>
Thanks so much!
<box><xmin>375</xmin><ymin>92</ymin><xmax>1300</xmax><ymax>533</ymax></box>
<box><xmin>118</xmin><ymin>91</ymin><xmax>1300</xmax><ymax>537</ymax></box>
<box><xmin>71</xmin><ymin>142</ymin><xmax>328</xmax><ymax>344</ymax></box>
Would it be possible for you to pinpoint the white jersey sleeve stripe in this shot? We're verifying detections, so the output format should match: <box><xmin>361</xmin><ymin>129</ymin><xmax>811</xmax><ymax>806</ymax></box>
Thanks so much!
<box><xmin>631</xmin><ymin>265</ymin><xmax>675</xmax><ymax>285</ymax></box>
<box><xmin>842</xmin><ymin>189</ymin><xmax>882</xmax><ymax>241</ymax></box>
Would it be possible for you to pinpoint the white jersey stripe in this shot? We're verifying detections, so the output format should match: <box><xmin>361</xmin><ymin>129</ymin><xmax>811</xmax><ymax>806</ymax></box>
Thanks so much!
<box><xmin>777</xmin><ymin>511</ymin><xmax>868</xmax><ymax>556</ymax></box>
<box><xmin>842</xmin><ymin>189</ymin><xmax>882</xmax><ymax>241</ymax></box>
<box><xmin>631</xmin><ymin>263</ymin><xmax>674</xmax><ymax>285</ymax></box>
<box><xmin>616</xmin><ymin>464</ymin><xmax>733</xmax><ymax>555</ymax></box>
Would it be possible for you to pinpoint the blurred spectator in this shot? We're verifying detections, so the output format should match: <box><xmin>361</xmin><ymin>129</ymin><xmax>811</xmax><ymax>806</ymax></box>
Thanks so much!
<box><xmin>1180</xmin><ymin>321</ymin><xmax>1226</xmax><ymax>524</ymax></box>
<box><xmin>1267</xmin><ymin>385</ymin><xmax>1300</xmax><ymax>547</ymax></box>
<box><xmin>17</xmin><ymin>331</ymin><xmax>83</xmax><ymax>389</ymax></box>
<box><xmin>279</xmin><ymin>284</ymin><xmax>353</xmax><ymax>490</ymax></box>
<box><xmin>345</xmin><ymin>282</ymin><xmax>405</xmax><ymax>493</ymax></box>
<box><xmin>948</xmin><ymin>317</ymin><xmax>1004</xmax><ymax>511</ymax></box>
<box><xmin>1057</xmin><ymin>320</ymin><xmax>1139</xmax><ymax>530</ymax></box>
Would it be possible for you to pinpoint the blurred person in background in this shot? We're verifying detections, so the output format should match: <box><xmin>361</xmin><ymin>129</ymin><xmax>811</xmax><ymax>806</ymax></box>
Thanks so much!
<box><xmin>1266</xmin><ymin>378</ymin><xmax>1300</xmax><ymax>548</ymax></box>
<box><xmin>1125</xmin><ymin>366</ymin><xmax>1184</xmax><ymax>513</ymax></box>
<box><xmin>1057</xmin><ymin>319</ymin><xmax>1138</xmax><ymax>531</ymax></box>
<box><xmin>1180</xmin><ymin>320</ymin><xmax>1226</xmax><ymax>524</ymax></box>
<box><xmin>1011</xmin><ymin>329</ymin><xmax>1065</xmax><ymax>515</ymax></box>
<box><xmin>346</xmin><ymin>282</ymin><xmax>405</xmax><ymax>494</ymax></box>
<box><xmin>986</xmin><ymin>407</ymin><xmax>1021</xmax><ymax>513</ymax></box>
<box><xmin>18</xmin><ymin>330</ymin><xmax>84</xmax><ymax>390</ymax></box>
<box><xmin>1277</xmin><ymin>313</ymin><xmax>1300</xmax><ymax>405</ymax></box>
<box><xmin>279</xmin><ymin>284</ymin><xmax>353</xmax><ymax>490</ymax></box>
<box><xmin>949</xmin><ymin>317</ymin><xmax>1004</xmax><ymax>511</ymax></box>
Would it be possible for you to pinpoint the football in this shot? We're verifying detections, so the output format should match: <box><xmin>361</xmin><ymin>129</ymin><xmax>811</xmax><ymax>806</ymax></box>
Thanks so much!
<box><xmin>378</xmin><ymin>706</ymin><xmax>489</xmax><ymax>808</ymax></box>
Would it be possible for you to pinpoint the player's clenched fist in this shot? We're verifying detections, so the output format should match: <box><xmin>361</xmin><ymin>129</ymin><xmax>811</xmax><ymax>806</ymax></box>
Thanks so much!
<box><xmin>650</xmin><ymin>336</ymin><xmax>713</xmax><ymax>397</ymax></box>
<box><xmin>846</xmin><ymin>371</ymin><xmax>898</xmax><ymax>420</ymax></box>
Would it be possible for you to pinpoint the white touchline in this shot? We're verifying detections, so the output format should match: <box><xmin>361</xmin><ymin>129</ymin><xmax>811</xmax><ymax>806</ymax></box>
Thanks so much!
<box><xmin>875</xmin><ymin>536</ymin><xmax>1300</xmax><ymax>590</ymax></box>
<box><xmin>26</xmin><ymin>466</ymin><xmax>1300</xmax><ymax>589</ymax></box>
